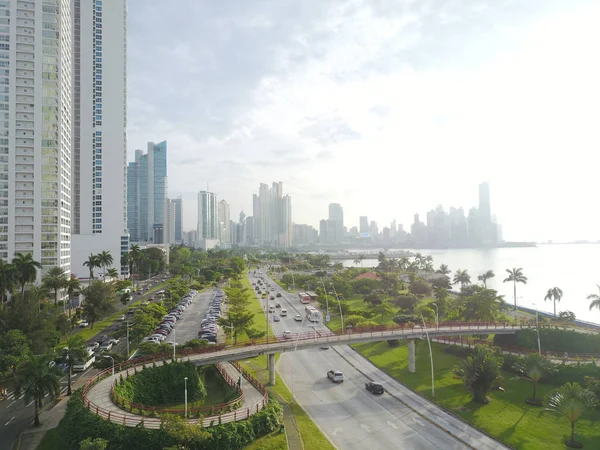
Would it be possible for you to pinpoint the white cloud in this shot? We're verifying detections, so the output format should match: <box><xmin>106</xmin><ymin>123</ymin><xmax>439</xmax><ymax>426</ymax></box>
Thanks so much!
<box><xmin>128</xmin><ymin>0</ymin><xmax>600</xmax><ymax>242</ymax></box>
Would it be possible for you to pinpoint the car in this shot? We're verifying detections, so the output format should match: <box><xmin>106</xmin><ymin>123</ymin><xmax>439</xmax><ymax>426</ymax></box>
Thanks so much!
<box><xmin>273</xmin><ymin>315</ymin><xmax>280</xmax><ymax>322</ymax></box>
<box><xmin>327</xmin><ymin>370</ymin><xmax>344</xmax><ymax>383</ymax></box>
<box><xmin>320</xmin><ymin>344</ymin><xmax>330</xmax><ymax>350</ymax></box>
<box><xmin>150</xmin><ymin>334</ymin><xmax>166</xmax><ymax>341</ymax></box>
<box><xmin>283</xmin><ymin>331</ymin><xmax>292</xmax><ymax>339</ymax></box>
<box><xmin>99</xmin><ymin>342</ymin><xmax>113</xmax><ymax>351</ymax></box>
<box><xmin>79</xmin><ymin>321</ymin><xmax>89</xmax><ymax>328</ymax></box>
<box><xmin>87</xmin><ymin>342</ymin><xmax>100</xmax><ymax>350</ymax></box>
<box><xmin>276</xmin><ymin>293</ymin><xmax>282</xmax><ymax>297</ymax></box>
<box><xmin>108</xmin><ymin>338</ymin><xmax>120</xmax><ymax>345</ymax></box>
<box><xmin>280</xmin><ymin>309</ymin><xmax>288</xmax><ymax>317</ymax></box>
<box><xmin>294</xmin><ymin>314</ymin><xmax>302</xmax><ymax>321</ymax></box>
<box><xmin>365</xmin><ymin>382</ymin><xmax>384</xmax><ymax>395</ymax></box>
<box><xmin>141</xmin><ymin>301</ymin><xmax>149</xmax><ymax>307</ymax></box>
<box><xmin>118</xmin><ymin>315</ymin><xmax>126</xmax><ymax>321</ymax></box>
<box><xmin>275</xmin><ymin>303</ymin><xmax>281</xmax><ymax>308</ymax></box>
<box><xmin>97</xmin><ymin>335</ymin><xmax>108</xmax><ymax>344</ymax></box>
<box><xmin>154</xmin><ymin>329</ymin><xmax>169</xmax><ymax>336</ymax></box>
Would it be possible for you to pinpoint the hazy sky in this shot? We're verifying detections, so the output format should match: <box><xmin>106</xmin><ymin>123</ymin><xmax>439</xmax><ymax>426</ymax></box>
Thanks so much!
<box><xmin>127</xmin><ymin>0</ymin><xmax>600</xmax><ymax>243</ymax></box>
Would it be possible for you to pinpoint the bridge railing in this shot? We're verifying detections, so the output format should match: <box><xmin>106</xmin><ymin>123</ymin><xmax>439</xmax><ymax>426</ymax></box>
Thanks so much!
<box><xmin>109</xmin><ymin>362</ymin><xmax>244</xmax><ymax>417</ymax></box>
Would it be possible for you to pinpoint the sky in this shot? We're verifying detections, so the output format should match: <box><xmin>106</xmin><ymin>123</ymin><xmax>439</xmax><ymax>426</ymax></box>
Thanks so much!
<box><xmin>127</xmin><ymin>0</ymin><xmax>600</xmax><ymax>243</ymax></box>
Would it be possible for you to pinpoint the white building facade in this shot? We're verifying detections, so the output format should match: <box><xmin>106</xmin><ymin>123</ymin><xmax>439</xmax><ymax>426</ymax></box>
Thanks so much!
<box><xmin>197</xmin><ymin>191</ymin><xmax>217</xmax><ymax>241</ymax></box>
<box><xmin>217</xmin><ymin>199</ymin><xmax>230</xmax><ymax>245</ymax></box>
<box><xmin>1</xmin><ymin>0</ymin><xmax>73</xmax><ymax>274</ymax></box>
<box><xmin>70</xmin><ymin>0</ymin><xmax>128</xmax><ymax>278</ymax></box>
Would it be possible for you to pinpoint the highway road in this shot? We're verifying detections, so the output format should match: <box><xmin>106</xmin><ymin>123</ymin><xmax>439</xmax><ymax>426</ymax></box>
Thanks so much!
<box><xmin>251</xmin><ymin>271</ymin><xmax>508</xmax><ymax>450</ymax></box>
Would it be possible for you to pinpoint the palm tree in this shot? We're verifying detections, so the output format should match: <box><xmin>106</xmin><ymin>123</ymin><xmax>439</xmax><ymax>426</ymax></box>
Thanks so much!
<box><xmin>12</xmin><ymin>252</ymin><xmax>42</xmax><ymax>297</ymax></box>
<box><xmin>83</xmin><ymin>253</ymin><xmax>100</xmax><ymax>285</ymax></box>
<box><xmin>96</xmin><ymin>250</ymin><xmax>114</xmax><ymax>279</ymax></box>
<box><xmin>436</xmin><ymin>264</ymin><xmax>451</xmax><ymax>276</ymax></box>
<box><xmin>457</xmin><ymin>345</ymin><xmax>501</xmax><ymax>404</ymax></box>
<box><xmin>398</xmin><ymin>257</ymin><xmax>410</xmax><ymax>272</ymax></box>
<box><xmin>503</xmin><ymin>268</ymin><xmax>528</xmax><ymax>312</ymax></box>
<box><xmin>544</xmin><ymin>287</ymin><xmax>564</xmax><ymax>317</ymax></box>
<box><xmin>514</xmin><ymin>353</ymin><xmax>555</xmax><ymax>405</ymax></box>
<box><xmin>353</xmin><ymin>254</ymin><xmax>365</xmax><ymax>267</ymax></box>
<box><xmin>42</xmin><ymin>267</ymin><xmax>68</xmax><ymax>305</ymax></box>
<box><xmin>545</xmin><ymin>382</ymin><xmax>597</xmax><ymax>447</ymax></box>
<box><xmin>586</xmin><ymin>285</ymin><xmax>600</xmax><ymax>313</ymax></box>
<box><xmin>65</xmin><ymin>276</ymin><xmax>81</xmax><ymax>317</ymax></box>
<box><xmin>14</xmin><ymin>354</ymin><xmax>61</xmax><ymax>426</ymax></box>
<box><xmin>477</xmin><ymin>270</ymin><xmax>495</xmax><ymax>288</ymax></box>
<box><xmin>60</xmin><ymin>335</ymin><xmax>88</xmax><ymax>395</ymax></box>
<box><xmin>453</xmin><ymin>269</ymin><xmax>471</xmax><ymax>288</ymax></box>
<box><xmin>0</xmin><ymin>260</ymin><xmax>15</xmax><ymax>308</ymax></box>
<box><xmin>107</xmin><ymin>268</ymin><xmax>119</xmax><ymax>279</ymax></box>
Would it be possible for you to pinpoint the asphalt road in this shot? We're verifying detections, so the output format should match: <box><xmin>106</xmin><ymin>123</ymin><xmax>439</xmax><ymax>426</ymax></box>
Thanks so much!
<box><xmin>170</xmin><ymin>290</ymin><xmax>215</xmax><ymax>344</ymax></box>
<box><xmin>251</xmin><ymin>272</ymin><xmax>508</xmax><ymax>450</ymax></box>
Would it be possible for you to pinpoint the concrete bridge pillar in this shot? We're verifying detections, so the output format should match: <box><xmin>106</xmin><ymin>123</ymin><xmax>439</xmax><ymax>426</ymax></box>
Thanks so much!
<box><xmin>408</xmin><ymin>339</ymin><xmax>416</xmax><ymax>373</ymax></box>
<box><xmin>268</xmin><ymin>353</ymin><xmax>276</xmax><ymax>386</ymax></box>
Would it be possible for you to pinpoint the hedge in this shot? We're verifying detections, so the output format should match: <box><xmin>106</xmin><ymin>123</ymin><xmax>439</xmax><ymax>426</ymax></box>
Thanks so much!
<box><xmin>494</xmin><ymin>329</ymin><xmax>600</xmax><ymax>354</ymax></box>
<box><xmin>60</xmin><ymin>389</ymin><xmax>283</xmax><ymax>450</ymax></box>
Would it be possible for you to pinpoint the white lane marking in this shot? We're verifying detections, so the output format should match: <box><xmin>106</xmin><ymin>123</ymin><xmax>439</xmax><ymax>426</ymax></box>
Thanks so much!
<box><xmin>412</xmin><ymin>417</ymin><xmax>426</xmax><ymax>427</ymax></box>
<box><xmin>332</xmin><ymin>427</ymin><xmax>343</xmax><ymax>436</ymax></box>
<box><xmin>5</xmin><ymin>416</ymin><xmax>15</xmax><ymax>426</ymax></box>
<box><xmin>7</xmin><ymin>400</ymin><xmax>16</xmax><ymax>408</ymax></box>
<box><xmin>360</xmin><ymin>424</ymin><xmax>372</xmax><ymax>433</ymax></box>
<box><xmin>387</xmin><ymin>420</ymin><xmax>398</xmax><ymax>430</ymax></box>
<box><xmin>26</xmin><ymin>399</ymin><xmax>34</xmax><ymax>407</ymax></box>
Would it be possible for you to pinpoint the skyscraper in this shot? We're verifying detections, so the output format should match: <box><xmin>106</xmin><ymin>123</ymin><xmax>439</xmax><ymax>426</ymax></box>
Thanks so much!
<box><xmin>197</xmin><ymin>191</ymin><xmax>218</xmax><ymax>240</ymax></box>
<box><xmin>71</xmin><ymin>0</ymin><xmax>129</xmax><ymax>277</ymax></box>
<box><xmin>359</xmin><ymin>216</ymin><xmax>369</xmax><ymax>234</ymax></box>
<box><xmin>328</xmin><ymin>203</ymin><xmax>344</xmax><ymax>242</ymax></box>
<box><xmin>172</xmin><ymin>197</ymin><xmax>183</xmax><ymax>243</ymax></box>
<box><xmin>279</xmin><ymin>194</ymin><xmax>292</xmax><ymax>246</ymax></box>
<box><xmin>258</xmin><ymin>183</ymin><xmax>271</xmax><ymax>244</ymax></box>
<box><xmin>0</xmin><ymin>1</ymin><xmax>72</xmax><ymax>274</ymax></box>
<box><xmin>479</xmin><ymin>182</ymin><xmax>491</xmax><ymax>221</ymax></box>
<box><xmin>126</xmin><ymin>142</ymin><xmax>168</xmax><ymax>243</ymax></box>
<box><xmin>162</xmin><ymin>199</ymin><xmax>176</xmax><ymax>245</ymax></box>
<box><xmin>218</xmin><ymin>199</ymin><xmax>231</xmax><ymax>244</ymax></box>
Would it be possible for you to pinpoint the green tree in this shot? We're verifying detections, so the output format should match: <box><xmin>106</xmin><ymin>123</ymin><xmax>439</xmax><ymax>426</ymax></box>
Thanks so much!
<box><xmin>544</xmin><ymin>286</ymin><xmax>564</xmax><ymax>317</ymax></box>
<box><xmin>436</xmin><ymin>264</ymin><xmax>451</xmax><ymax>275</ymax></box>
<box><xmin>364</xmin><ymin>291</ymin><xmax>383</xmax><ymax>306</ymax></box>
<box><xmin>83</xmin><ymin>253</ymin><xmax>100</xmax><ymax>285</ymax></box>
<box><xmin>587</xmin><ymin>285</ymin><xmax>600</xmax><ymax>313</ymax></box>
<box><xmin>503</xmin><ymin>267</ymin><xmax>527</xmax><ymax>311</ymax></box>
<box><xmin>130</xmin><ymin>310</ymin><xmax>158</xmax><ymax>342</ymax></box>
<box><xmin>456</xmin><ymin>346</ymin><xmax>501</xmax><ymax>404</ymax></box>
<box><xmin>353</xmin><ymin>254</ymin><xmax>365</xmax><ymax>267</ymax></box>
<box><xmin>219</xmin><ymin>308</ymin><xmax>254</xmax><ymax>343</ymax></box>
<box><xmin>96</xmin><ymin>250</ymin><xmax>114</xmax><ymax>279</ymax></box>
<box><xmin>54</xmin><ymin>313</ymin><xmax>72</xmax><ymax>339</ymax></box>
<box><xmin>459</xmin><ymin>288</ymin><xmax>503</xmax><ymax>321</ymax></box>
<box><xmin>65</xmin><ymin>276</ymin><xmax>81</xmax><ymax>317</ymax></box>
<box><xmin>107</xmin><ymin>268</ymin><xmax>119</xmax><ymax>279</ymax></box>
<box><xmin>42</xmin><ymin>266</ymin><xmax>69</xmax><ymax>305</ymax></box>
<box><xmin>128</xmin><ymin>244</ymin><xmax>143</xmax><ymax>287</ymax></box>
<box><xmin>545</xmin><ymin>382</ymin><xmax>597</xmax><ymax>447</ymax></box>
<box><xmin>392</xmin><ymin>294</ymin><xmax>418</xmax><ymax>312</ymax></box>
<box><xmin>12</xmin><ymin>252</ymin><xmax>42</xmax><ymax>297</ymax></box>
<box><xmin>477</xmin><ymin>270</ymin><xmax>495</xmax><ymax>288</ymax></box>
<box><xmin>15</xmin><ymin>354</ymin><xmax>61</xmax><ymax>426</ymax></box>
<box><xmin>372</xmin><ymin>301</ymin><xmax>393</xmax><ymax>324</ymax></box>
<box><xmin>79</xmin><ymin>437</ymin><xmax>109</xmax><ymax>450</ymax></box>
<box><xmin>0</xmin><ymin>260</ymin><xmax>15</xmax><ymax>308</ymax></box>
<box><xmin>514</xmin><ymin>353</ymin><xmax>556</xmax><ymax>405</ymax></box>
<box><xmin>452</xmin><ymin>269</ymin><xmax>471</xmax><ymax>288</ymax></box>
<box><xmin>82</xmin><ymin>282</ymin><xmax>115</xmax><ymax>329</ymax></box>
<box><xmin>408</xmin><ymin>277</ymin><xmax>431</xmax><ymax>297</ymax></box>
<box><xmin>0</xmin><ymin>329</ymin><xmax>31</xmax><ymax>376</ymax></box>
<box><xmin>60</xmin><ymin>335</ymin><xmax>88</xmax><ymax>395</ymax></box>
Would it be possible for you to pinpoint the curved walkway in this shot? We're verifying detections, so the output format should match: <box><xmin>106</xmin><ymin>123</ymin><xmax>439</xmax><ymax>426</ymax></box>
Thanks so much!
<box><xmin>83</xmin><ymin>360</ymin><xmax>267</xmax><ymax>428</ymax></box>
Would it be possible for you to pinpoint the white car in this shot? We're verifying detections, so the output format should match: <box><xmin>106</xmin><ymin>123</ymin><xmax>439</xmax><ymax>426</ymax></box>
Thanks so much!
<box><xmin>283</xmin><ymin>331</ymin><xmax>292</xmax><ymax>339</ymax></box>
<box><xmin>142</xmin><ymin>336</ymin><xmax>160</xmax><ymax>344</ymax></box>
<box><xmin>327</xmin><ymin>370</ymin><xmax>344</xmax><ymax>383</ymax></box>
<box><xmin>79</xmin><ymin>321</ymin><xmax>89</xmax><ymax>328</ymax></box>
<box><xmin>150</xmin><ymin>334</ymin><xmax>166</xmax><ymax>341</ymax></box>
<box><xmin>294</xmin><ymin>314</ymin><xmax>302</xmax><ymax>322</ymax></box>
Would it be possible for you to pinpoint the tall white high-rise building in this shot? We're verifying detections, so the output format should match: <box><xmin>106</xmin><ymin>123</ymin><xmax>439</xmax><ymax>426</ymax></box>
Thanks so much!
<box><xmin>197</xmin><ymin>191</ymin><xmax>217</xmax><ymax>240</ymax></box>
<box><xmin>71</xmin><ymin>0</ymin><xmax>128</xmax><ymax>278</ymax></box>
<box><xmin>1</xmin><ymin>0</ymin><xmax>73</xmax><ymax>275</ymax></box>
<box><xmin>217</xmin><ymin>199</ymin><xmax>230</xmax><ymax>244</ymax></box>
<box><xmin>162</xmin><ymin>199</ymin><xmax>176</xmax><ymax>245</ymax></box>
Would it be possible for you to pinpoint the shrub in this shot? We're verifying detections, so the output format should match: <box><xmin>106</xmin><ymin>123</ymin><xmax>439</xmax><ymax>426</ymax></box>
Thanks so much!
<box><xmin>543</xmin><ymin>362</ymin><xmax>600</xmax><ymax>386</ymax></box>
<box><xmin>444</xmin><ymin>345</ymin><xmax>473</xmax><ymax>358</ymax></box>
<box><xmin>387</xmin><ymin>340</ymin><xmax>400</xmax><ymax>347</ymax></box>
<box><xmin>513</xmin><ymin>329</ymin><xmax>600</xmax><ymax>354</ymax></box>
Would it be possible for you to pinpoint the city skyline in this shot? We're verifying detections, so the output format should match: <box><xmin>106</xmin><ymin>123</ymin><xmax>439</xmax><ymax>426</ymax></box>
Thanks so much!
<box><xmin>127</xmin><ymin>0</ymin><xmax>600</xmax><ymax>243</ymax></box>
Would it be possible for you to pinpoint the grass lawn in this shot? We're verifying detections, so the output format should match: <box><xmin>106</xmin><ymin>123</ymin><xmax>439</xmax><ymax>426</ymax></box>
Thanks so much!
<box><xmin>239</xmin><ymin>274</ymin><xmax>275</xmax><ymax>341</ymax></box>
<box><xmin>240</xmin><ymin>355</ymin><xmax>335</xmax><ymax>450</ymax></box>
<box><xmin>244</xmin><ymin>431</ymin><xmax>287</xmax><ymax>450</ymax></box>
<box><xmin>35</xmin><ymin>427</ymin><xmax>66</xmax><ymax>450</ymax></box>
<box><xmin>352</xmin><ymin>340</ymin><xmax>600</xmax><ymax>450</ymax></box>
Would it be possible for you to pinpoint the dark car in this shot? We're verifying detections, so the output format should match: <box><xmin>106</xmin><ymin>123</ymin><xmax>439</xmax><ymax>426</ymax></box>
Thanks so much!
<box><xmin>276</xmin><ymin>293</ymin><xmax>282</xmax><ymax>297</ymax></box>
<box><xmin>365</xmin><ymin>382</ymin><xmax>384</xmax><ymax>395</ymax></box>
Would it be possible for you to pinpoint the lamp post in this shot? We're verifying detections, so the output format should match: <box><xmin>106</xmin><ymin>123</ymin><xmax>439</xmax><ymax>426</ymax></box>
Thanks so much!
<box><xmin>431</xmin><ymin>303</ymin><xmax>439</xmax><ymax>330</ymax></box>
<box><xmin>172</xmin><ymin>327</ymin><xmax>176</xmax><ymax>360</ymax></box>
<box><xmin>420</xmin><ymin>315</ymin><xmax>435</xmax><ymax>397</ymax></box>
<box><xmin>184</xmin><ymin>377</ymin><xmax>188</xmax><ymax>418</ymax></box>
<box><xmin>126</xmin><ymin>321</ymin><xmax>130</xmax><ymax>357</ymax></box>
<box><xmin>329</xmin><ymin>283</ymin><xmax>345</xmax><ymax>334</ymax></box>
<box><xmin>104</xmin><ymin>355</ymin><xmax>115</xmax><ymax>386</ymax></box>
<box><xmin>532</xmin><ymin>302</ymin><xmax>541</xmax><ymax>355</ymax></box>
<box><xmin>225</xmin><ymin>323</ymin><xmax>234</xmax><ymax>344</ymax></box>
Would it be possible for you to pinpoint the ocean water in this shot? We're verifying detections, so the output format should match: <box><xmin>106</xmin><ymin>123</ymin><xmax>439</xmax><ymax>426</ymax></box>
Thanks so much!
<box><xmin>340</xmin><ymin>244</ymin><xmax>600</xmax><ymax>324</ymax></box>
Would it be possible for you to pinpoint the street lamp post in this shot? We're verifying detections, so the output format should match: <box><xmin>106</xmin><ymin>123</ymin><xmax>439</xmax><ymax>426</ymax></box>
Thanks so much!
<box><xmin>532</xmin><ymin>303</ymin><xmax>541</xmax><ymax>355</ymax></box>
<box><xmin>126</xmin><ymin>321</ymin><xmax>130</xmax><ymax>357</ymax></box>
<box><xmin>172</xmin><ymin>327</ymin><xmax>176</xmax><ymax>360</ymax></box>
<box><xmin>329</xmin><ymin>283</ymin><xmax>345</xmax><ymax>334</ymax></box>
<box><xmin>431</xmin><ymin>303</ymin><xmax>439</xmax><ymax>330</ymax></box>
<box><xmin>420</xmin><ymin>315</ymin><xmax>435</xmax><ymax>397</ymax></box>
<box><xmin>104</xmin><ymin>355</ymin><xmax>115</xmax><ymax>386</ymax></box>
<box><xmin>184</xmin><ymin>377</ymin><xmax>188</xmax><ymax>418</ymax></box>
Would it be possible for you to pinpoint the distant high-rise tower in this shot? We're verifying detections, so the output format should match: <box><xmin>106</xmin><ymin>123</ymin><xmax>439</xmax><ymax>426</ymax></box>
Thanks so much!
<box><xmin>328</xmin><ymin>203</ymin><xmax>344</xmax><ymax>242</ymax></box>
<box><xmin>197</xmin><ymin>191</ymin><xmax>218</xmax><ymax>240</ymax></box>
<box><xmin>172</xmin><ymin>198</ymin><xmax>183</xmax><ymax>243</ymax></box>
<box><xmin>71</xmin><ymin>0</ymin><xmax>129</xmax><ymax>277</ymax></box>
<box><xmin>126</xmin><ymin>142</ymin><xmax>168</xmax><ymax>243</ymax></box>
<box><xmin>479</xmin><ymin>182</ymin><xmax>491</xmax><ymax>221</ymax></box>
<box><xmin>163</xmin><ymin>199</ymin><xmax>176</xmax><ymax>244</ymax></box>
<box><xmin>359</xmin><ymin>216</ymin><xmax>369</xmax><ymax>234</ymax></box>
<box><xmin>218</xmin><ymin>200</ymin><xmax>231</xmax><ymax>244</ymax></box>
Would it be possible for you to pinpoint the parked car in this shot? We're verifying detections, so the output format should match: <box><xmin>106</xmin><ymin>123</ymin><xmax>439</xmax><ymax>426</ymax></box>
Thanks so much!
<box><xmin>365</xmin><ymin>382</ymin><xmax>384</xmax><ymax>395</ymax></box>
<box><xmin>79</xmin><ymin>321</ymin><xmax>89</xmax><ymax>328</ymax></box>
<box><xmin>327</xmin><ymin>370</ymin><xmax>344</xmax><ymax>383</ymax></box>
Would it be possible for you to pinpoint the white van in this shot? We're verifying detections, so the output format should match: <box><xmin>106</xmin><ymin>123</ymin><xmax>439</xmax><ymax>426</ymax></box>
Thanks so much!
<box><xmin>280</xmin><ymin>309</ymin><xmax>288</xmax><ymax>317</ymax></box>
<box><xmin>268</xmin><ymin>305</ymin><xmax>275</xmax><ymax>313</ymax></box>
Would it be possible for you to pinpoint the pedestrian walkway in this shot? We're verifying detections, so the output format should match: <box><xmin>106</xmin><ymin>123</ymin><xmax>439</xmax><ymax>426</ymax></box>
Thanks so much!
<box><xmin>84</xmin><ymin>360</ymin><xmax>267</xmax><ymax>428</ymax></box>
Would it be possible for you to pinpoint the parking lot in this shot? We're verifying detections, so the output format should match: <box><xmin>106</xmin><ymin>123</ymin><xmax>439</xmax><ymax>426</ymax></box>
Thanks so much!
<box><xmin>171</xmin><ymin>289</ymin><xmax>218</xmax><ymax>344</ymax></box>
